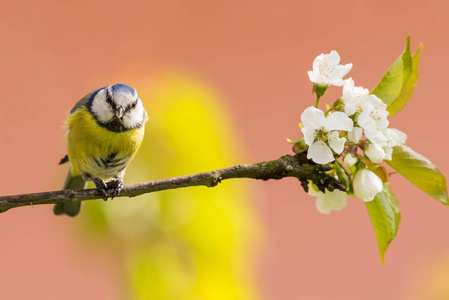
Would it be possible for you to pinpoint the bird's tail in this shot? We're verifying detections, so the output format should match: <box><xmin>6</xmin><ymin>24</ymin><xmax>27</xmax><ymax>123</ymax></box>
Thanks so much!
<box><xmin>53</xmin><ymin>169</ymin><xmax>86</xmax><ymax>217</ymax></box>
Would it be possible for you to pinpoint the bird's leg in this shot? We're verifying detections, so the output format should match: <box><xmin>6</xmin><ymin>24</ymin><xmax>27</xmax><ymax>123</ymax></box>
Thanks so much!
<box><xmin>106</xmin><ymin>177</ymin><xmax>124</xmax><ymax>199</ymax></box>
<box><xmin>83</xmin><ymin>173</ymin><xmax>109</xmax><ymax>201</ymax></box>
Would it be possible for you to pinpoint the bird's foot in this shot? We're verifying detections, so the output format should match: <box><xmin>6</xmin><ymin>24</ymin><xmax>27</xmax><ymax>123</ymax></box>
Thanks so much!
<box><xmin>92</xmin><ymin>178</ymin><xmax>109</xmax><ymax>201</ymax></box>
<box><xmin>106</xmin><ymin>177</ymin><xmax>123</xmax><ymax>200</ymax></box>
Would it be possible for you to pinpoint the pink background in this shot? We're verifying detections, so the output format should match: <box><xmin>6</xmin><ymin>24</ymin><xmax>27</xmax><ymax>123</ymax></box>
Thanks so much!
<box><xmin>1</xmin><ymin>1</ymin><xmax>449</xmax><ymax>299</ymax></box>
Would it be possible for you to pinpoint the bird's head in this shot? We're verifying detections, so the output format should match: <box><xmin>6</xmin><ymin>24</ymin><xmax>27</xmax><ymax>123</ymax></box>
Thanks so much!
<box><xmin>87</xmin><ymin>84</ymin><xmax>146</xmax><ymax>132</ymax></box>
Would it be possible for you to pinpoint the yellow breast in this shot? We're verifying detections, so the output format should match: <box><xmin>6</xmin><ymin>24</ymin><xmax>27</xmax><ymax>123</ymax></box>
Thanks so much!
<box><xmin>66</xmin><ymin>108</ymin><xmax>145</xmax><ymax>179</ymax></box>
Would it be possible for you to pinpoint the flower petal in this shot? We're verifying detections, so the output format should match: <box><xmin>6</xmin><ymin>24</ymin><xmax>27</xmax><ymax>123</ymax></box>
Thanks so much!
<box><xmin>316</xmin><ymin>193</ymin><xmax>332</xmax><ymax>214</ymax></box>
<box><xmin>369</xmin><ymin>94</ymin><xmax>388</xmax><ymax>109</ymax></box>
<box><xmin>301</xmin><ymin>127</ymin><xmax>316</xmax><ymax>146</ymax></box>
<box><xmin>324</xmin><ymin>111</ymin><xmax>353</xmax><ymax>131</ymax></box>
<box><xmin>307</xmin><ymin>70</ymin><xmax>317</xmax><ymax>83</ymax></box>
<box><xmin>301</xmin><ymin>106</ymin><xmax>326</xmax><ymax>129</ymax></box>
<box><xmin>328</xmin><ymin>64</ymin><xmax>353</xmax><ymax>86</ymax></box>
<box><xmin>342</xmin><ymin>78</ymin><xmax>355</xmax><ymax>100</ymax></box>
<box><xmin>384</xmin><ymin>147</ymin><xmax>393</xmax><ymax>160</ymax></box>
<box><xmin>364</xmin><ymin>143</ymin><xmax>385</xmax><ymax>164</ymax></box>
<box><xmin>307</xmin><ymin>182</ymin><xmax>320</xmax><ymax>197</ymax></box>
<box><xmin>375</xmin><ymin>117</ymin><xmax>390</xmax><ymax>130</ymax></box>
<box><xmin>326</xmin><ymin>50</ymin><xmax>341</xmax><ymax>66</ymax></box>
<box><xmin>316</xmin><ymin>190</ymin><xmax>348</xmax><ymax>214</ymax></box>
<box><xmin>307</xmin><ymin>141</ymin><xmax>334</xmax><ymax>164</ymax></box>
<box><xmin>326</xmin><ymin>190</ymin><xmax>348</xmax><ymax>210</ymax></box>
<box><xmin>391</xmin><ymin>128</ymin><xmax>407</xmax><ymax>144</ymax></box>
<box><xmin>344</xmin><ymin>102</ymin><xmax>358</xmax><ymax>116</ymax></box>
<box><xmin>365</xmin><ymin>130</ymin><xmax>388</xmax><ymax>145</ymax></box>
<box><xmin>312</xmin><ymin>53</ymin><xmax>325</xmax><ymax>67</ymax></box>
<box><xmin>357</xmin><ymin>111</ymin><xmax>377</xmax><ymax>132</ymax></box>
<box><xmin>353</xmin><ymin>169</ymin><xmax>384</xmax><ymax>202</ymax></box>
<box><xmin>382</xmin><ymin>128</ymin><xmax>407</xmax><ymax>147</ymax></box>
<box><xmin>328</xmin><ymin>131</ymin><xmax>346</xmax><ymax>154</ymax></box>
<box><xmin>348</xmin><ymin>127</ymin><xmax>363</xmax><ymax>143</ymax></box>
<box><xmin>344</xmin><ymin>154</ymin><xmax>358</xmax><ymax>167</ymax></box>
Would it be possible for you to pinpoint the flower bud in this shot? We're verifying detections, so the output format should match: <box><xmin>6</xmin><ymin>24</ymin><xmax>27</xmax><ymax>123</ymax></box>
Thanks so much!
<box><xmin>364</xmin><ymin>143</ymin><xmax>385</xmax><ymax>164</ymax></box>
<box><xmin>344</xmin><ymin>154</ymin><xmax>358</xmax><ymax>167</ymax></box>
<box><xmin>353</xmin><ymin>169</ymin><xmax>383</xmax><ymax>202</ymax></box>
<box><xmin>290</xmin><ymin>139</ymin><xmax>308</xmax><ymax>154</ymax></box>
<box><xmin>312</xmin><ymin>83</ymin><xmax>329</xmax><ymax>97</ymax></box>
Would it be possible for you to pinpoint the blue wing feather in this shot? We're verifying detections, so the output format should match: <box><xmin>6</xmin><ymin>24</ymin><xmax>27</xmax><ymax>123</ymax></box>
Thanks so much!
<box><xmin>70</xmin><ymin>87</ymin><xmax>104</xmax><ymax>114</ymax></box>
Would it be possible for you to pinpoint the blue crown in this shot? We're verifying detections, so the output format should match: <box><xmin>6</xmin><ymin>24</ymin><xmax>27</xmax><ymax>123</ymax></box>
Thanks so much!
<box><xmin>110</xmin><ymin>83</ymin><xmax>137</xmax><ymax>97</ymax></box>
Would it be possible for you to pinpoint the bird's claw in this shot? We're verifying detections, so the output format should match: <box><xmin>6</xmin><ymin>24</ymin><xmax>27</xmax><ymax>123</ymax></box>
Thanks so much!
<box><xmin>92</xmin><ymin>178</ymin><xmax>109</xmax><ymax>201</ymax></box>
<box><xmin>106</xmin><ymin>178</ymin><xmax>123</xmax><ymax>200</ymax></box>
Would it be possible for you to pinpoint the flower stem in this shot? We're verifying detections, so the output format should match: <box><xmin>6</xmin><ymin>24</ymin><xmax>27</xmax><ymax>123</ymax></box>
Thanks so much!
<box><xmin>315</xmin><ymin>94</ymin><xmax>321</xmax><ymax>108</ymax></box>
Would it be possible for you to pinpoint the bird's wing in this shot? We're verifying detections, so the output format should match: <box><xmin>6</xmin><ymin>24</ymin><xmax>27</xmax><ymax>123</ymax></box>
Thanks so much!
<box><xmin>59</xmin><ymin>87</ymin><xmax>105</xmax><ymax>165</ymax></box>
<box><xmin>69</xmin><ymin>86</ymin><xmax>105</xmax><ymax>114</ymax></box>
<box><xmin>69</xmin><ymin>94</ymin><xmax>89</xmax><ymax>114</ymax></box>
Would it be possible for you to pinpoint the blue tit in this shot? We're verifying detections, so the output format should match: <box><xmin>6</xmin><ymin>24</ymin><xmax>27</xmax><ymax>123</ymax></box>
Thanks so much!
<box><xmin>54</xmin><ymin>83</ymin><xmax>148</xmax><ymax>217</ymax></box>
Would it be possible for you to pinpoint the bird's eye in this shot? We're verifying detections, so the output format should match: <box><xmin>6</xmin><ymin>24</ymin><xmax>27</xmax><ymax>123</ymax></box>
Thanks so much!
<box><xmin>132</xmin><ymin>101</ymin><xmax>137</xmax><ymax>108</ymax></box>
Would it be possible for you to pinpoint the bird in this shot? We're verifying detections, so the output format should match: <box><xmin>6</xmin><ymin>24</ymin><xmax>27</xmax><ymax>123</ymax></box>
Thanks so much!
<box><xmin>54</xmin><ymin>83</ymin><xmax>148</xmax><ymax>217</ymax></box>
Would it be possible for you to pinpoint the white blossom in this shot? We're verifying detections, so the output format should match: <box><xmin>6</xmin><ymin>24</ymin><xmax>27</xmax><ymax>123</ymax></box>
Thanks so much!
<box><xmin>301</xmin><ymin>106</ymin><xmax>353</xmax><ymax>164</ymax></box>
<box><xmin>381</xmin><ymin>128</ymin><xmax>407</xmax><ymax>160</ymax></box>
<box><xmin>357</xmin><ymin>95</ymin><xmax>389</xmax><ymax>133</ymax></box>
<box><xmin>353</xmin><ymin>169</ymin><xmax>383</xmax><ymax>202</ymax></box>
<box><xmin>340</xmin><ymin>79</ymin><xmax>390</xmax><ymax>145</ymax></box>
<box><xmin>308</xmin><ymin>183</ymin><xmax>348</xmax><ymax>214</ymax></box>
<box><xmin>308</xmin><ymin>51</ymin><xmax>352</xmax><ymax>87</ymax></box>
<box><xmin>341</xmin><ymin>78</ymin><xmax>369</xmax><ymax>116</ymax></box>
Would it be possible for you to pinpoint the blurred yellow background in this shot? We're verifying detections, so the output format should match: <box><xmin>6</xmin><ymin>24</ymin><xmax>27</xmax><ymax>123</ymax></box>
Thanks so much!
<box><xmin>0</xmin><ymin>1</ymin><xmax>449</xmax><ymax>299</ymax></box>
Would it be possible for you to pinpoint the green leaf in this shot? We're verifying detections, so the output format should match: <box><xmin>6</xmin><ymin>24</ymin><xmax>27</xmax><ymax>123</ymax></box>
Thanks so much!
<box><xmin>387</xmin><ymin>44</ymin><xmax>422</xmax><ymax>115</ymax></box>
<box><xmin>366</xmin><ymin>183</ymin><xmax>401</xmax><ymax>263</ymax></box>
<box><xmin>386</xmin><ymin>145</ymin><xmax>448</xmax><ymax>204</ymax></box>
<box><xmin>371</xmin><ymin>37</ymin><xmax>422</xmax><ymax>116</ymax></box>
<box><xmin>334</xmin><ymin>160</ymin><xmax>349</xmax><ymax>190</ymax></box>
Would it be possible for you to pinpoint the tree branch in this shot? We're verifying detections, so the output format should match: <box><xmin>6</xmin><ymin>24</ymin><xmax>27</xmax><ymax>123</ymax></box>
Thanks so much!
<box><xmin>0</xmin><ymin>153</ymin><xmax>345</xmax><ymax>213</ymax></box>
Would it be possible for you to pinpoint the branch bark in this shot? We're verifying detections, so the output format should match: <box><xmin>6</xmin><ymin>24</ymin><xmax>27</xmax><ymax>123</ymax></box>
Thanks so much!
<box><xmin>0</xmin><ymin>153</ymin><xmax>345</xmax><ymax>213</ymax></box>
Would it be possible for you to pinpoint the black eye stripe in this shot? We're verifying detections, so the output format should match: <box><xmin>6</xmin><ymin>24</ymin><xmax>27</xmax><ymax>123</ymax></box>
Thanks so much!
<box><xmin>125</xmin><ymin>100</ymin><xmax>138</xmax><ymax>112</ymax></box>
<box><xmin>105</xmin><ymin>90</ymin><xmax>116</xmax><ymax>108</ymax></box>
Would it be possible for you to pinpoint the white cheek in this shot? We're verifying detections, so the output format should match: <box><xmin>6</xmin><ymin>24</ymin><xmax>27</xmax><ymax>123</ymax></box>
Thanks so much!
<box><xmin>91</xmin><ymin>91</ymin><xmax>114</xmax><ymax>123</ymax></box>
<box><xmin>122</xmin><ymin>101</ymin><xmax>145</xmax><ymax>128</ymax></box>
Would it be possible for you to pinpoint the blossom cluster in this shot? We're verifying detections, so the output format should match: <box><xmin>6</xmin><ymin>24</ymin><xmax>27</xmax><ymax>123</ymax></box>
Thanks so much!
<box><xmin>298</xmin><ymin>51</ymin><xmax>407</xmax><ymax>214</ymax></box>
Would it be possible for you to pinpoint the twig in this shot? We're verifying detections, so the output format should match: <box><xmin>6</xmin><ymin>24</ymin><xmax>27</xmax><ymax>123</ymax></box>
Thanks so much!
<box><xmin>0</xmin><ymin>153</ymin><xmax>345</xmax><ymax>213</ymax></box>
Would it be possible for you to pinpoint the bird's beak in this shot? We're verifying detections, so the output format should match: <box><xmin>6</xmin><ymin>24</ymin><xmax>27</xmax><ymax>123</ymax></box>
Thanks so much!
<box><xmin>115</xmin><ymin>106</ymin><xmax>124</xmax><ymax>119</ymax></box>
